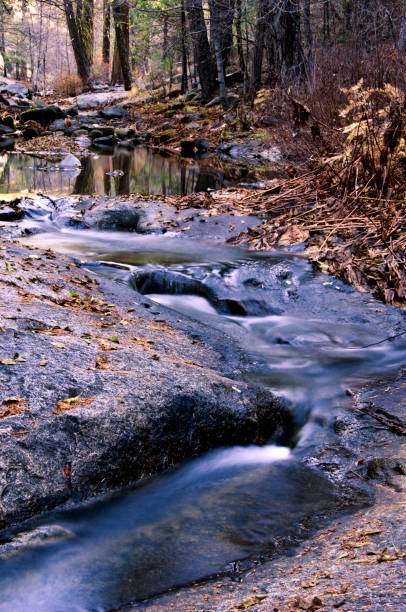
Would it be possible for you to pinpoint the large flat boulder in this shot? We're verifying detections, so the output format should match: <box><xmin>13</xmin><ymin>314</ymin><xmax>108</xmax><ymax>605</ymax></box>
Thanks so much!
<box><xmin>0</xmin><ymin>238</ymin><xmax>289</xmax><ymax>528</ymax></box>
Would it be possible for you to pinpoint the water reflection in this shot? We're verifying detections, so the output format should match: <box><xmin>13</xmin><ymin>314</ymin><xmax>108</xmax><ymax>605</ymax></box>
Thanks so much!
<box><xmin>0</xmin><ymin>149</ymin><xmax>226</xmax><ymax>196</ymax></box>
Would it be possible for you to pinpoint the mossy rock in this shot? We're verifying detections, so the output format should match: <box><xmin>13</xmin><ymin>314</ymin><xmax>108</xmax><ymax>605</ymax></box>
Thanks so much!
<box><xmin>21</xmin><ymin>106</ymin><xmax>66</xmax><ymax>126</ymax></box>
<box><xmin>2</xmin><ymin>115</ymin><xmax>15</xmax><ymax>129</ymax></box>
<box><xmin>164</xmin><ymin>110</ymin><xmax>176</xmax><ymax>118</ymax></box>
<box><xmin>153</xmin><ymin>131</ymin><xmax>174</xmax><ymax>144</ymax></box>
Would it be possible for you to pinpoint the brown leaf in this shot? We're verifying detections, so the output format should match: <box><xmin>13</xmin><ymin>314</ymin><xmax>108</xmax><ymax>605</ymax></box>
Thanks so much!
<box><xmin>278</xmin><ymin>225</ymin><xmax>310</xmax><ymax>246</ymax></box>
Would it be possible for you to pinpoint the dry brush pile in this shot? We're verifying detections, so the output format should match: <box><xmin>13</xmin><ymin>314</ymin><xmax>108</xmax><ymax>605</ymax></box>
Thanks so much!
<box><xmin>226</xmin><ymin>82</ymin><xmax>406</xmax><ymax>307</ymax></box>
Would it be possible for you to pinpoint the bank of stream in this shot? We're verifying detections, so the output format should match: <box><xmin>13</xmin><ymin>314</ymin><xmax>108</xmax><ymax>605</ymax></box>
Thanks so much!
<box><xmin>0</xmin><ymin>149</ymin><xmax>405</xmax><ymax>611</ymax></box>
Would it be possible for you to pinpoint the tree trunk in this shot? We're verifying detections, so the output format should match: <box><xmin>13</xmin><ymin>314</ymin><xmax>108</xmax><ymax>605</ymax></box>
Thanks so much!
<box><xmin>186</xmin><ymin>0</ymin><xmax>216</xmax><ymax>99</ymax></box>
<box><xmin>102</xmin><ymin>0</ymin><xmax>111</xmax><ymax>65</ymax></box>
<box><xmin>0</xmin><ymin>4</ymin><xmax>7</xmax><ymax>78</ymax></box>
<box><xmin>112</xmin><ymin>0</ymin><xmax>131</xmax><ymax>90</ymax></box>
<box><xmin>399</xmin><ymin>0</ymin><xmax>406</xmax><ymax>51</ymax></box>
<box><xmin>303</xmin><ymin>0</ymin><xmax>312</xmax><ymax>62</ymax></box>
<box><xmin>281</xmin><ymin>0</ymin><xmax>304</xmax><ymax>75</ymax></box>
<box><xmin>235</xmin><ymin>0</ymin><xmax>245</xmax><ymax>76</ymax></box>
<box><xmin>76</xmin><ymin>0</ymin><xmax>94</xmax><ymax>68</ymax></box>
<box><xmin>209</xmin><ymin>0</ymin><xmax>228</xmax><ymax>107</ymax></box>
<box><xmin>63</xmin><ymin>0</ymin><xmax>90</xmax><ymax>84</ymax></box>
<box><xmin>181</xmin><ymin>0</ymin><xmax>188</xmax><ymax>93</ymax></box>
<box><xmin>249</xmin><ymin>0</ymin><xmax>266</xmax><ymax>101</ymax></box>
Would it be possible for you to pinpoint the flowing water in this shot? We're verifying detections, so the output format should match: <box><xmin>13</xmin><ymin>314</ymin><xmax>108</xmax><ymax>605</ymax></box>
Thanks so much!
<box><xmin>1</xmin><ymin>186</ymin><xmax>406</xmax><ymax>610</ymax></box>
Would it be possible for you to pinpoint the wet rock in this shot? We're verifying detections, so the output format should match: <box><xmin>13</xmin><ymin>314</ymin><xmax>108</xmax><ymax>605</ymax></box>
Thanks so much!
<box><xmin>131</xmin><ymin>269</ymin><xmax>212</xmax><ymax>300</ymax></box>
<box><xmin>0</xmin><ymin>81</ymin><xmax>31</xmax><ymax>98</ymax></box>
<box><xmin>82</xmin><ymin>202</ymin><xmax>145</xmax><ymax>231</ymax></box>
<box><xmin>21</xmin><ymin>105</ymin><xmax>66</xmax><ymax>126</ymax></box>
<box><xmin>89</xmin><ymin>126</ymin><xmax>115</xmax><ymax>139</ymax></box>
<box><xmin>92</xmin><ymin>135</ymin><xmax>118</xmax><ymax>148</ymax></box>
<box><xmin>59</xmin><ymin>154</ymin><xmax>81</xmax><ymax>169</ymax></box>
<box><xmin>49</xmin><ymin>119</ymin><xmax>67</xmax><ymax>132</ymax></box>
<box><xmin>194</xmin><ymin>138</ymin><xmax>210</xmax><ymax>152</ymax></box>
<box><xmin>169</xmin><ymin>101</ymin><xmax>184</xmax><ymax>110</ymax></box>
<box><xmin>77</xmin><ymin>96</ymin><xmax>103</xmax><ymax>110</ymax></box>
<box><xmin>0</xmin><ymin>205</ymin><xmax>23</xmax><ymax>221</ymax></box>
<box><xmin>218</xmin><ymin>140</ymin><xmax>238</xmax><ymax>153</ymax></box>
<box><xmin>0</xmin><ymin>239</ymin><xmax>288</xmax><ymax>528</ymax></box>
<box><xmin>88</xmin><ymin>129</ymin><xmax>104</xmax><ymax>140</ymax></box>
<box><xmin>181</xmin><ymin>112</ymin><xmax>202</xmax><ymax>124</ymax></box>
<box><xmin>1</xmin><ymin>115</ymin><xmax>15</xmax><ymax>129</ymax></box>
<box><xmin>116</xmin><ymin>128</ymin><xmax>136</xmax><ymax>140</ymax></box>
<box><xmin>100</xmin><ymin>105</ymin><xmax>129</xmax><ymax>119</ymax></box>
<box><xmin>23</xmin><ymin>127</ymin><xmax>40</xmax><ymax>141</ymax></box>
<box><xmin>181</xmin><ymin>140</ymin><xmax>196</xmax><ymax>156</ymax></box>
<box><xmin>73</xmin><ymin>129</ymin><xmax>89</xmax><ymax>137</ymax></box>
<box><xmin>0</xmin><ymin>137</ymin><xmax>15</xmax><ymax>150</ymax></box>
<box><xmin>0</xmin><ymin>125</ymin><xmax>14</xmax><ymax>135</ymax></box>
<box><xmin>65</xmin><ymin>105</ymin><xmax>79</xmax><ymax>116</ymax></box>
<box><xmin>0</xmin><ymin>525</ymin><xmax>76</xmax><ymax>559</ymax></box>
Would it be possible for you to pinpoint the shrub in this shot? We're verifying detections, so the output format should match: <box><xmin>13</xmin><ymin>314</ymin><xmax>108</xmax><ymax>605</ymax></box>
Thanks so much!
<box><xmin>53</xmin><ymin>74</ymin><xmax>83</xmax><ymax>97</ymax></box>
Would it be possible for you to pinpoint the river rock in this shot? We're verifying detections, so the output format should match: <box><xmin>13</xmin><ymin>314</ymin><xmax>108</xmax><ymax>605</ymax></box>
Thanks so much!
<box><xmin>65</xmin><ymin>105</ymin><xmax>79</xmax><ymax>116</ymax></box>
<box><xmin>89</xmin><ymin>126</ymin><xmax>115</xmax><ymax>139</ymax></box>
<box><xmin>0</xmin><ymin>137</ymin><xmax>14</xmax><ymax>150</ymax></box>
<box><xmin>100</xmin><ymin>105</ymin><xmax>129</xmax><ymax>119</ymax></box>
<box><xmin>59</xmin><ymin>154</ymin><xmax>81</xmax><ymax>169</ymax></box>
<box><xmin>1</xmin><ymin>115</ymin><xmax>15</xmax><ymax>129</ymax></box>
<box><xmin>181</xmin><ymin>112</ymin><xmax>202</xmax><ymax>124</ymax></box>
<box><xmin>0</xmin><ymin>125</ymin><xmax>14</xmax><ymax>135</ymax></box>
<box><xmin>81</xmin><ymin>202</ymin><xmax>146</xmax><ymax>231</ymax></box>
<box><xmin>0</xmin><ymin>81</ymin><xmax>31</xmax><ymax>98</ymax></box>
<box><xmin>0</xmin><ymin>205</ymin><xmax>23</xmax><ymax>221</ymax></box>
<box><xmin>0</xmin><ymin>238</ymin><xmax>289</xmax><ymax>528</ymax></box>
<box><xmin>116</xmin><ymin>128</ymin><xmax>136</xmax><ymax>140</ymax></box>
<box><xmin>49</xmin><ymin>119</ymin><xmax>67</xmax><ymax>132</ymax></box>
<box><xmin>21</xmin><ymin>105</ymin><xmax>66</xmax><ymax>126</ymax></box>
<box><xmin>23</xmin><ymin>127</ymin><xmax>40</xmax><ymax>141</ymax></box>
<box><xmin>92</xmin><ymin>135</ymin><xmax>118</xmax><ymax>148</ymax></box>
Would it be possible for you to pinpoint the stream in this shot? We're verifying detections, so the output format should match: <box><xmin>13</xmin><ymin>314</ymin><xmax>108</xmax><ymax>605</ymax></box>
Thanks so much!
<box><xmin>0</xmin><ymin>153</ymin><xmax>406</xmax><ymax>611</ymax></box>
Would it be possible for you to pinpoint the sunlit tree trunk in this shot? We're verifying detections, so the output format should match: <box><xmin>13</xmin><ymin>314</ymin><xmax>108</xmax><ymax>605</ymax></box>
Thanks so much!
<box><xmin>76</xmin><ymin>0</ymin><xmax>94</xmax><ymax>68</ymax></box>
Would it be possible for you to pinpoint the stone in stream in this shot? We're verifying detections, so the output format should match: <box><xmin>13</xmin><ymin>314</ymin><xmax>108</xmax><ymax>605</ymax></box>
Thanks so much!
<box><xmin>23</xmin><ymin>127</ymin><xmax>40</xmax><ymax>141</ymax></box>
<box><xmin>59</xmin><ymin>154</ymin><xmax>81</xmax><ymax>169</ymax></box>
<box><xmin>0</xmin><ymin>238</ymin><xmax>290</xmax><ymax>529</ymax></box>
<box><xmin>116</xmin><ymin>127</ymin><xmax>136</xmax><ymax>140</ymax></box>
<box><xmin>89</xmin><ymin>126</ymin><xmax>115</xmax><ymax>139</ymax></box>
<box><xmin>0</xmin><ymin>125</ymin><xmax>14</xmax><ymax>135</ymax></box>
<box><xmin>0</xmin><ymin>137</ymin><xmax>15</xmax><ymax>150</ymax></box>
<box><xmin>49</xmin><ymin>119</ymin><xmax>67</xmax><ymax>132</ymax></box>
<box><xmin>21</xmin><ymin>105</ymin><xmax>67</xmax><ymax>126</ymax></box>
<box><xmin>100</xmin><ymin>105</ymin><xmax>129</xmax><ymax>119</ymax></box>
<box><xmin>92</xmin><ymin>135</ymin><xmax>118</xmax><ymax>149</ymax></box>
<box><xmin>1</xmin><ymin>115</ymin><xmax>15</xmax><ymax>129</ymax></box>
<box><xmin>0</xmin><ymin>204</ymin><xmax>23</xmax><ymax>221</ymax></box>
